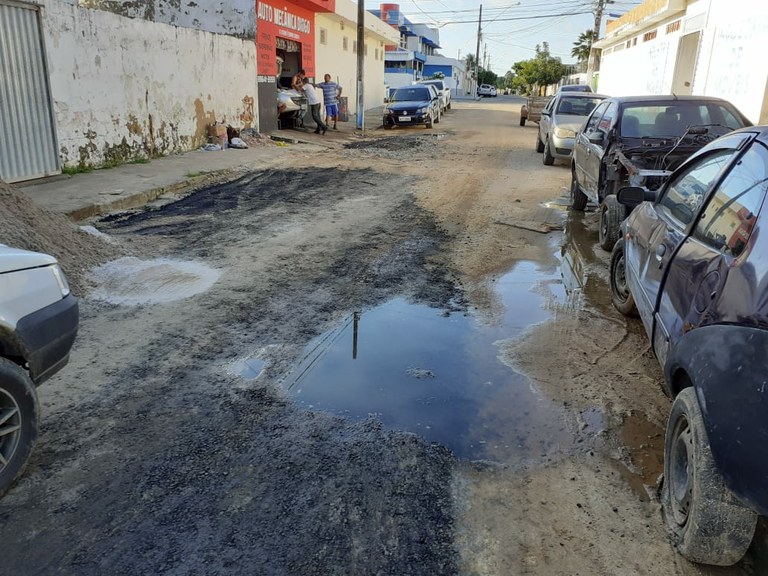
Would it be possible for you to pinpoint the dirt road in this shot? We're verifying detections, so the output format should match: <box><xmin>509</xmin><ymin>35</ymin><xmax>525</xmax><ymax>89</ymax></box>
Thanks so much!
<box><xmin>0</xmin><ymin>97</ymin><xmax>760</xmax><ymax>575</ymax></box>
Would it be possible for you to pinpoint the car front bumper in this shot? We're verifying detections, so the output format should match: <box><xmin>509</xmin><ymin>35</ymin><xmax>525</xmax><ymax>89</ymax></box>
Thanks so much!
<box><xmin>384</xmin><ymin>112</ymin><xmax>430</xmax><ymax>126</ymax></box>
<box><xmin>550</xmin><ymin>134</ymin><xmax>576</xmax><ymax>158</ymax></box>
<box><xmin>15</xmin><ymin>293</ymin><xmax>79</xmax><ymax>384</ymax></box>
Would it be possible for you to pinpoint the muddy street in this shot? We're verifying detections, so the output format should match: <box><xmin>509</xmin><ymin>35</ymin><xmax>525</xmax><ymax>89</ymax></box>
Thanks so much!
<box><xmin>0</xmin><ymin>97</ymin><xmax>759</xmax><ymax>575</ymax></box>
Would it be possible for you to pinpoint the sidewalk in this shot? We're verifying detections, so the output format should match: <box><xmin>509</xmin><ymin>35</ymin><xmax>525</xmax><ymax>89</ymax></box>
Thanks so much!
<box><xmin>17</xmin><ymin>116</ymin><xmax>385</xmax><ymax>221</ymax></box>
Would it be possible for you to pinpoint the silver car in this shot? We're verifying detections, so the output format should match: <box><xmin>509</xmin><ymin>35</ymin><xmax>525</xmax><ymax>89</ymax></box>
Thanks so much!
<box><xmin>536</xmin><ymin>92</ymin><xmax>607</xmax><ymax>165</ymax></box>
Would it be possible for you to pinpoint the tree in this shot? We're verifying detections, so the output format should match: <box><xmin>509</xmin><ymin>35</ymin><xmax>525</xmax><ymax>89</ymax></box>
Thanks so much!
<box><xmin>464</xmin><ymin>53</ymin><xmax>477</xmax><ymax>77</ymax></box>
<box><xmin>510</xmin><ymin>43</ymin><xmax>567</xmax><ymax>95</ymax></box>
<box><xmin>571</xmin><ymin>30</ymin><xmax>594</xmax><ymax>72</ymax></box>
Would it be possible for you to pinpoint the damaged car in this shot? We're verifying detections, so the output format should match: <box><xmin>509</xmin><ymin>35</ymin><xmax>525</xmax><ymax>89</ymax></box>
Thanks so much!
<box><xmin>608</xmin><ymin>126</ymin><xmax>768</xmax><ymax>566</ymax></box>
<box><xmin>569</xmin><ymin>95</ymin><xmax>751</xmax><ymax>250</ymax></box>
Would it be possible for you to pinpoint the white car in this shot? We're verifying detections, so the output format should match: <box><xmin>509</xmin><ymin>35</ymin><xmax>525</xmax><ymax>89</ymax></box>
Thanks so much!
<box><xmin>477</xmin><ymin>84</ymin><xmax>496</xmax><ymax>98</ymax></box>
<box><xmin>417</xmin><ymin>79</ymin><xmax>451</xmax><ymax>112</ymax></box>
<box><xmin>0</xmin><ymin>244</ymin><xmax>78</xmax><ymax>497</ymax></box>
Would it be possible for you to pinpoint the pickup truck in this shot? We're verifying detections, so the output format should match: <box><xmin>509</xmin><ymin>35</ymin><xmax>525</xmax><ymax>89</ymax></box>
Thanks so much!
<box><xmin>0</xmin><ymin>244</ymin><xmax>78</xmax><ymax>497</ymax></box>
<box><xmin>520</xmin><ymin>95</ymin><xmax>552</xmax><ymax>126</ymax></box>
<box><xmin>417</xmin><ymin>79</ymin><xmax>451</xmax><ymax>113</ymax></box>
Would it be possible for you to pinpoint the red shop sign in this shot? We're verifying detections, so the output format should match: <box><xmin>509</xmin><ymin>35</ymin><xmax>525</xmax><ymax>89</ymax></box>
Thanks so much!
<box><xmin>257</xmin><ymin>1</ymin><xmax>316</xmax><ymax>77</ymax></box>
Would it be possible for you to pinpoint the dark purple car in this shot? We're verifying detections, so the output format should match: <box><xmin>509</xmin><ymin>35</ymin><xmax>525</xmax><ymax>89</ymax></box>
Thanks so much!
<box><xmin>609</xmin><ymin>126</ymin><xmax>768</xmax><ymax>566</ymax></box>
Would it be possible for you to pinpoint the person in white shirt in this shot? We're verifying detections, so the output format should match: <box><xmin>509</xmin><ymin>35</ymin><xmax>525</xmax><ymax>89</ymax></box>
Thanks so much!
<box><xmin>302</xmin><ymin>80</ymin><xmax>327</xmax><ymax>135</ymax></box>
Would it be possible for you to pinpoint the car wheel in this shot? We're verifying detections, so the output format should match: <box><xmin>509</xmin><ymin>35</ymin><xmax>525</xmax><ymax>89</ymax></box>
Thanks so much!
<box><xmin>0</xmin><ymin>358</ymin><xmax>39</xmax><ymax>498</ymax></box>
<box><xmin>599</xmin><ymin>195</ymin><xmax>624</xmax><ymax>251</ymax></box>
<box><xmin>609</xmin><ymin>239</ymin><xmax>638</xmax><ymax>317</ymax></box>
<box><xmin>535</xmin><ymin>133</ymin><xmax>545</xmax><ymax>153</ymax></box>
<box><xmin>435</xmin><ymin>109</ymin><xmax>441</xmax><ymax>124</ymax></box>
<box><xmin>543</xmin><ymin>138</ymin><xmax>555</xmax><ymax>166</ymax></box>
<box><xmin>570</xmin><ymin>169</ymin><xmax>588</xmax><ymax>211</ymax></box>
<box><xmin>662</xmin><ymin>387</ymin><xmax>757</xmax><ymax>565</ymax></box>
<box><xmin>447</xmin><ymin>102</ymin><xmax>451</xmax><ymax>110</ymax></box>
<box><xmin>519</xmin><ymin>116</ymin><xmax>526</xmax><ymax>127</ymax></box>
<box><xmin>425</xmin><ymin>113</ymin><xmax>433</xmax><ymax>129</ymax></box>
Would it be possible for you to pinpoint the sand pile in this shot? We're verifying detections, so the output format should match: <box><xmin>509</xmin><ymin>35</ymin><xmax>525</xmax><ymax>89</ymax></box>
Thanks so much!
<box><xmin>0</xmin><ymin>180</ymin><xmax>122</xmax><ymax>296</ymax></box>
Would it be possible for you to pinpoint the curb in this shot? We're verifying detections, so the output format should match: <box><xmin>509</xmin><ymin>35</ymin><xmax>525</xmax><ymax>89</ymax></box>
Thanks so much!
<box><xmin>66</xmin><ymin>168</ymin><xmax>237</xmax><ymax>221</ymax></box>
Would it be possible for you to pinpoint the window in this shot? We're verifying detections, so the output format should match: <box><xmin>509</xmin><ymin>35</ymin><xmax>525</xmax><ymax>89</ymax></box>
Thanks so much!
<box><xmin>343</xmin><ymin>36</ymin><xmax>348</xmax><ymax>51</ymax></box>
<box><xmin>643</xmin><ymin>30</ymin><xmax>657</xmax><ymax>42</ymax></box>
<box><xmin>597</xmin><ymin>102</ymin><xmax>618</xmax><ymax>132</ymax></box>
<box><xmin>585</xmin><ymin>101</ymin><xmax>610</xmax><ymax>132</ymax></box>
<box><xmin>693</xmin><ymin>144</ymin><xmax>768</xmax><ymax>257</ymax></box>
<box><xmin>660</xmin><ymin>151</ymin><xmax>734</xmax><ymax>226</ymax></box>
<box><xmin>667</xmin><ymin>20</ymin><xmax>681</xmax><ymax>34</ymax></box>
<box><xmin>319</xmin><ymin>28</ymin><xmax>327</xmax><ymax>45</ymax></box>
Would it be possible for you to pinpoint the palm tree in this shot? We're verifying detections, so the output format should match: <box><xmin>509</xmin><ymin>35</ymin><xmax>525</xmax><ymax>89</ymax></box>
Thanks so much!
<box><xmin>571</xmin><ymin>30</ymin><xmax>594</xmax><ymax>71</ymax></box>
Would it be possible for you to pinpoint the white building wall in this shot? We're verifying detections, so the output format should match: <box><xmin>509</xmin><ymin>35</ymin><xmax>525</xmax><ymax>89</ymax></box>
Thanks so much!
<box><xmin>43</xmin><ymin>1</ymin><xmax>257</xmax><ymax>168</ymax></box>
<box><xmin>315</xmin><ymin>9</ymin><xmax>396</xmax><ymax>112</ymax></box>
<box><xmin>596</xmin><ymin>0</ymin><xmax>768</xmax><ymax>123</ymax></box>
<box><xmin>697</xmin><ymin>0</ymin><xmax>768</xmax><ymax>122</ymax></box>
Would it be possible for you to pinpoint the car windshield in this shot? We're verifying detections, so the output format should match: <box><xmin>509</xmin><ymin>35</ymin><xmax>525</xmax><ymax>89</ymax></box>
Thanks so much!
<box><xmin>392</xmin><ymin>87</ymin><xmax>431</xmax><ymax>102</ymax></box>
<box><xmin>421</xmin><ymin>81</ymin><xmax>441</xmax><ymax>88</ymax></box>
<box><xmin>620</xmin><ymin>102</ymin><xmax>748</xmax><ymax>138</ymax></box>
<box><xmin>556</xmin><ymin>97</ymin><xmax>604</xmax><ymax>116</ymax></box>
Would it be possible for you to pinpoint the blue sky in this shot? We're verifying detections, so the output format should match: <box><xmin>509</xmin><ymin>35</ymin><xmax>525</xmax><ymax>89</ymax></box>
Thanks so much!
<box><xmin>365</xmin><ymin>0</ymin><xmax>645</xmax><ymax>74</ymax></box>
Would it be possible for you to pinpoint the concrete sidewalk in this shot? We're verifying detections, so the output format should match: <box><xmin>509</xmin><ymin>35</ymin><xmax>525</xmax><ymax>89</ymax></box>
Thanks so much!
<box><xmin>16</xmin><ymin>122</ymin><xmax>379</xmax><ymax>220</ymax></box>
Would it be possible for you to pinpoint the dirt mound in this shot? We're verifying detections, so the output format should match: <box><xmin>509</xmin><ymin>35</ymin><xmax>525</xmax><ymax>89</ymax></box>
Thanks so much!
<box><xmin>344</xmin><ymin>134</ymin><xmax>444</xmax><ymax>151</ymax></box>
<box><xmin>0</xmin><ymin>180</ymin><xmax>122</xmax><ymax>296</ymax></box>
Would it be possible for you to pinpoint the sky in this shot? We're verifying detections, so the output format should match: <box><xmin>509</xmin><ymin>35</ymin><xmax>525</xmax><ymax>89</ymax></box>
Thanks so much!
<box><xmin>364</xmin><ymin>0</ymin><xmax>646</xmax><ymax>75</ymax></box>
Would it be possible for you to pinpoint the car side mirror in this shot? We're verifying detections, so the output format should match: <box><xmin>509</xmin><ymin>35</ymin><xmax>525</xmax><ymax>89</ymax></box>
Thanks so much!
<box><xmin>616</xmin><ymin>186</ymin><xmax>655</xmax><ymax>207</ymax></box>
<box><xmin>587</xmin><ymin>130</ymin><xmax>604</xmax><ymax>144</ymax></box>
<box><xmin>541</xmin><ymin>110</ymin><xmax>551</xmax><ymax>117</ymax></box>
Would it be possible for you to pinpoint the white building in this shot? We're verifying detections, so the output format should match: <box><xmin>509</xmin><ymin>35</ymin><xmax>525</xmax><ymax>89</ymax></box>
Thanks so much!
<box><xmin>594</xmin><ymin>0</ymin><xmax>768</xmax><ymax>123</ymax></box>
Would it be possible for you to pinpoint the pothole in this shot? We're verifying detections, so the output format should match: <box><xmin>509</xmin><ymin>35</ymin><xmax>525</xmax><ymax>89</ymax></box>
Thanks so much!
<box><xmin>90</xmin><ymin>257</ymin><xmax>221</xmax><ymax>305</ymax></box>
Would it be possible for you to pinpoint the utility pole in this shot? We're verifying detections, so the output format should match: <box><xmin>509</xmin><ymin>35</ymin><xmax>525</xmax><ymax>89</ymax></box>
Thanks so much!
<box><xmin>474</xmin><ymin>4</ymin><xmax>482</xmax><ymax>98</ymax></box>
<box><xmin>586</xmin><ymin>0</ymin><xmax>606</xmax><ymax>88</ymax></box>
<box><xmin>483</xmin><ymin>44</ymin><xmax>488</xmax><ymax>70</ymax></box>
<box><xmin>356</xmin><ymin>0</ymin><xmax>365</xmax><ymax>130</ymax></box>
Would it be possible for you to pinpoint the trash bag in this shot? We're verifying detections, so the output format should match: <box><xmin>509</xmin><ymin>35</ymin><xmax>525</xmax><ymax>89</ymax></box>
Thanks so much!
<box><xmin>229</xmin><ymin>137</ymin><xmax>248</xmax><ymax>149</ymax></box>
<box><xmin>201</xmin><ymin>143</ymin><xmax>222</xmax><ymax>151</ymax></box>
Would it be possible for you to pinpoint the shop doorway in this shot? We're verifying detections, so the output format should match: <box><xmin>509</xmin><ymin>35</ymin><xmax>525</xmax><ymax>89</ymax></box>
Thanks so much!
<box><xmin>277</xmin><ymin>38</ymin><xmax>302</xmax><ymax>88</ymax></box>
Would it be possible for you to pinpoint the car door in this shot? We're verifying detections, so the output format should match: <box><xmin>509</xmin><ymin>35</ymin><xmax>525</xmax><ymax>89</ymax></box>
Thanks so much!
<box><xmin>539</xmin><ymin>97</ymin><xmax>556</xmax><ymax>143</ymax></box>
<box><xmin>573</xmin><ymin>101</ymin><xmax>609</xmax><ymax>198</ymax></box>
<box><xmin>655</xmin><ymin>135</ymin><xmax>766</xmax><ymax>364</ymax></box>
<box><xmin>584</xmin><ymin>101</ymin><xmax>618</xmax><ymax>201</ymax></box>
<box><xmin>623</xmin><ymin>134</ymin><xmax>753</xmax><ymax>359</ymax></box>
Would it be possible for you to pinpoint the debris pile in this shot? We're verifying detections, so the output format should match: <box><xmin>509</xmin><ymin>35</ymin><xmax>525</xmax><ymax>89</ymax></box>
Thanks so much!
<box><xmin>0</xmin><ymin>180</ymin><xmax>123</xmax><ymax>295</ymax></box>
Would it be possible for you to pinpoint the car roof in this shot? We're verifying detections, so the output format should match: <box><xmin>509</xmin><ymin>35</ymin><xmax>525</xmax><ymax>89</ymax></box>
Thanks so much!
<box><xmin>608</xmin><ymin>95</ymin><xmax>732</xmax><ymax>104</ymax></box>
<box><xmin>556</xmin><ymin>92</ymin><xmax>609</xmax><ymax>99</ymax></box>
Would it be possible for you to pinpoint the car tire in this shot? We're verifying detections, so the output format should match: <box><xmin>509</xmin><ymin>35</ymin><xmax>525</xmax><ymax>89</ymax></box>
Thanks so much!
<box><xmin>535</xmin><ymin>133</ymin><xmax>545</xmax><ymax>153</ymax></box>
<box><xmin>0</xmin><ymin>358</ymin><xmax>39</xmax><ymax>498</ymax></box>
<box><xmin>435</xmin><ymin>110</ymin><xmax>441</xmax><ymax>124</ymax></box>
<box><xmin>519</xmin><ymin>116</ymin><xmax>526</xmax><ymax>127</ymax></box>
<box><xmin>609</xmin><ymin>239</ymin><xmax>638</xmax><ymax>317</ymax></box>
<box><xmin>599</xmin><ymin>195</ymin><xmax>624</xmax><ymax>251</ymax></box>
<box><xmin>570</xmin><ymin>169</ymin><xmax>588</xmax><ymax>211</ymax></box>
<box><xmin>425</xmin><ymin>113</ymin><xmax>433</xmax><ymax>129</ymax></box>
<box><xmin>543</xmin><ymin>138</ymin><xmax>555</xmax><ymax>166</ymax></box>
<box><xmin>662</xmin><ymin>387</ymin><xmax>757</xmax><ymax>566</ymax></box>
<box><xmin>447</xmin><ymin>102</ymin><xmax>451</xmax><ymax>110</ymax></box>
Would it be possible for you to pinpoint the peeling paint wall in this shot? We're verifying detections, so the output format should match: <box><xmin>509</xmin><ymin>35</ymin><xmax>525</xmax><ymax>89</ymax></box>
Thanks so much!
<box><xmin>42</xmin><ymin>1</ymin><xmax>258</xmax><ymax>169</ymax></box>
<box><xmin>75</xmin><ymin>0</ymin><xmax>255</xmax><ymax>38</ymax></box>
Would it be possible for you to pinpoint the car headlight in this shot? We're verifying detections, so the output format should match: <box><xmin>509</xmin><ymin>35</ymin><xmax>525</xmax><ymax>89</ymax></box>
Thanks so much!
<box><xmin>417</xmin><ymin>107</ymin><xmax>429</xmax><ymax>114</ymax></box>
<box><xmin>554</xmin><ymin>127</ymin><xmax>576</xmax><ymax>139</ymax></box>
<box><xmin>49</xmin><ymin>264</ymin><xmax>70</xmax><ymax>297</ymax></box>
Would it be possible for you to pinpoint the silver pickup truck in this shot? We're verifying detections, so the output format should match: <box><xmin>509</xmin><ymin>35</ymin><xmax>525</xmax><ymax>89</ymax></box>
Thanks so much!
<box><xmin>0</xmin><ymin>244</ymin><xmax>78</xmax><ymax>496</ymax></box>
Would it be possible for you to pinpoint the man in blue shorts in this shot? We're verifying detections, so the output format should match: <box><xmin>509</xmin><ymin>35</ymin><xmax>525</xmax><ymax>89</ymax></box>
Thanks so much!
<box><xmin>318</xmin><ymin>74</ymin><xmax>342</xmax><ymax>130</ymax></box>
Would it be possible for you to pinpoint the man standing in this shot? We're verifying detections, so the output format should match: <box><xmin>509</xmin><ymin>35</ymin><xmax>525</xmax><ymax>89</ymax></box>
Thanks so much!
<box><xmin>302</xmin><ymin>80</ymin><xmax>327</xmax><ymax>134</ymax></box>
<box><xmin>318</xmin><ymin>74</ymin><xmax>342</xmax><ymax>130</ymax></box>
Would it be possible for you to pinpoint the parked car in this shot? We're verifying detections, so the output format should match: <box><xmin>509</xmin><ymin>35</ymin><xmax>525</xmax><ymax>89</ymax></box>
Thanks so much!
<box><xmin>558</xmin><ymin>84</ymin><xmax>592</xmax><ymax>93</ymax></box>
<box><xmin>477</xmin><ymin>84</ymin><xmax>495</xmax><ymax>98</ymax></box>
<box><xmin>570</xmin><ymin>95</ymin><xmax>751</xmax><ymax>250</ymax></box>
<box><xmin>383</xmin><ymin>85</ymin><xmax>441</xmax><ymax>129</ymax></box>
<box><xmin>537</xmin><ymin>92</ymin><xmax>607</xmax><ymax>165</ymax></box>
<box><xmin>608</xmin><ymin>126</ymin><xmax>768</xmax><ymax>566</ymax></box>
<box><xmin>0</xmin><ymin>244</ymin><xmax>78</xmax><ymax>497</ymax></box>
<box><xmin>417</xmin><ymin>79</ymin><xmax>451</xmax><ymax>112</ymax></box>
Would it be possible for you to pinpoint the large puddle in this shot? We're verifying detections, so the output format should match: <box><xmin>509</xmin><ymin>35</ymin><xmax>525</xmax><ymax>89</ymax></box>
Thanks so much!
<box><xmin>270</xmin><ymin>260</ymin><xmax>597</xmax><ymax>464</ymax></box>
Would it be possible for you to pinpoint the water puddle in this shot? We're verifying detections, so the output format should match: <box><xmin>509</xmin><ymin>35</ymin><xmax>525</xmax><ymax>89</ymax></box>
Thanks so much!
<box><xmin>266</xmin><ymin>261</ymin><xmax>590</xmax><ymax>464</ymax></box>
<box><xmin>228</xmin><ymin>358</ymin><xmax>266</xmax><ymax>379</ymax></box>
<box><xmin>90</xmin><ymin>257</ymin><xmax>221</xmax><ymax>305</ymax></box>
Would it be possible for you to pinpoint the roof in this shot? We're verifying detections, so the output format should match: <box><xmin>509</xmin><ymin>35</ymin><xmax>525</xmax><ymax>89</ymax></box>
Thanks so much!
<box><xmin>607</xmin><ymin>95</ymin><xmax>732</xmax><ymax>104</ymax></box>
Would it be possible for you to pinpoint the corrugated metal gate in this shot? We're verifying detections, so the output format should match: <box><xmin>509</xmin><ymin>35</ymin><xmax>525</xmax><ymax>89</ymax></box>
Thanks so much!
<box><xmin>0</xmin><ymin>1</ymin><xmax>58</xmax><ymax>183</ymax></box>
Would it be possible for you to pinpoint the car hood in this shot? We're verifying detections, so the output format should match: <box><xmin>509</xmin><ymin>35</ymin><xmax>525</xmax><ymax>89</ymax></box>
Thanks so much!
<box><xmin>553</xmin><ymin>114</ymin><xmax>589</xmax><ymax>132</ymax></box>
<box><xmin>386</xmin><ymin>101</ymin><xmax>430</xmax><ymax>111</ymax></box>
<box><xmin>0</xmin><ymin>244</ymin><xmax>57</xmax><ymax>274</ymax></box>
